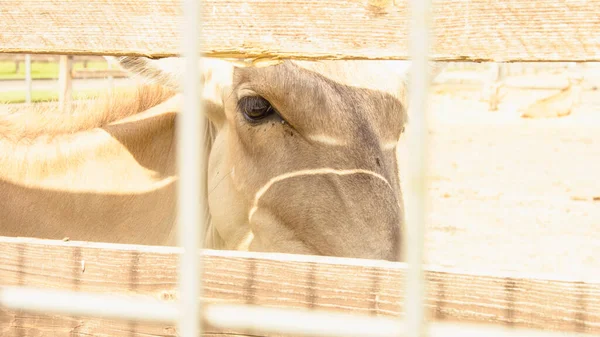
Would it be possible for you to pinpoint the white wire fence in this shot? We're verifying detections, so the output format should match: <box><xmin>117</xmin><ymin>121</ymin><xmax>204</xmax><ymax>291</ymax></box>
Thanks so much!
<box><xmin>0</xmin><ymin>0</ymin><xmax>431</xmax><ymax>336</ymax></box>
<box><xmin>0</xmin><ymin>1</ymin><xmax>596</xmax><ymax>337</ymax></box>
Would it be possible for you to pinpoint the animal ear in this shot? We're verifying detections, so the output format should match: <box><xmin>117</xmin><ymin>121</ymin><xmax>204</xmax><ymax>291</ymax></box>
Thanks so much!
<box><xmin>111</xmin><ymin>56</ymin><xmax>184</xmax><ymax>91</ymax></box>
<box><xmin>109</xmin><ymin>56</ymin><xmax>236</xmax><ymax>126</ymax></box>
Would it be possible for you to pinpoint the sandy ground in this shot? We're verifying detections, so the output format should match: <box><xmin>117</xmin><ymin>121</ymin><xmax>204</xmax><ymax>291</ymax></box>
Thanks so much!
<box><xmin>416</xmin><ymin>79</ymin><xmax>600</xmax><ymax>280</ymax></box>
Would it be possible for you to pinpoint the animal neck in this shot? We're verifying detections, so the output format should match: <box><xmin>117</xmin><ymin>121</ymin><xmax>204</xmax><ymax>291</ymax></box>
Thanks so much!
<box><xmin>0</xmin><ymin>85</ymin><xmax>178</xmax><ymax>189</ymax></box>
<box><xmin>0</xmin><ymin>85</ymin><xmax>223</xmax><ymax>247</ymax></box>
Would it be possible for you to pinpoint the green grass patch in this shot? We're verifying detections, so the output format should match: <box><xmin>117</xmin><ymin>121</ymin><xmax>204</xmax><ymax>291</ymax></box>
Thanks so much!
<box><xmin>0</xmin><ymin>61</ymin><xmax>109</xmax><ymax>80</ymax></box>
<box><xmin>0</xmin><ymin>89</ymin><xmax>108</xmax><ymax>104</ymax></box>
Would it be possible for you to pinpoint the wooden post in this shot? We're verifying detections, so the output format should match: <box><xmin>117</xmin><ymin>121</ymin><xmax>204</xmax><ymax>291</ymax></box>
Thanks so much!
<box><xmin>24</xmin><ymin>54</ymin><xmax>32</xmax><ymax>103</ymax></box>
<box><xmin>571</xmin><ymin>73</ymin><xmax>584</xmax><ymax>107</ymax></box>
<box><xmin>106</xmin><ymin>57</ymin><xmax>115</xmax><ymax>95</ymax></box>
<box><xmin>58</xmin><ymin>55</ymin><xmax>73</xmax><ymax>112</ymax></box>
<box><xmin>484</xmin><ymin>62</ymin><xmax>503</xmax><ymax>111</ymax></box>
<box><xmin>107</xmin><ymin>74</ymin><xmax>114</xmax><ymax>95</ymax></box>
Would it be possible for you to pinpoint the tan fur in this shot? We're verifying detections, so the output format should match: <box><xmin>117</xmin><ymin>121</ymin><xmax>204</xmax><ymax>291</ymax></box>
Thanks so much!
<box><xmin>0</xmin><ymin>57</ymin><xmax>440</xmax><ymax>261</ymax></box>
<box><xmin>0</xmin><ymin>85</ymin><xmax>182</xmax><ymax>245</ymax></box>
<box><xmin>0</xmin><ymin>85</ymin><xmax>175</xmax><ymax>141</ymax></box>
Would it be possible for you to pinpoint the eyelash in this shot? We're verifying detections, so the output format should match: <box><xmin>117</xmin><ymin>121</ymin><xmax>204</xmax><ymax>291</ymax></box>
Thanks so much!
<box><xmin>238</xmin><ymin>96</ymin><xmax>279</xmax><ymax>122</ymax></box>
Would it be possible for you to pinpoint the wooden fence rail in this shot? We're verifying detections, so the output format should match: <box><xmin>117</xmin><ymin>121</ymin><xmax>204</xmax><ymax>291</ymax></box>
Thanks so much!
<box><xmin>0</xmin><ymin>0</ymin><xmax>599</xmax><ymax>61</ymax></box>
<box><xmin>0</xmin><ymin>237</ymin><xmax>599</xmax><ymax>337</ymax></box>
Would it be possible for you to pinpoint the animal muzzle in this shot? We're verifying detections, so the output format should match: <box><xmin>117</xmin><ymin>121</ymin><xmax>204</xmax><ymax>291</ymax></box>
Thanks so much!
<box><xmin>248</xmin><ymin>168</ymin><xmax>403</xmax><ymax>262</ymax></box>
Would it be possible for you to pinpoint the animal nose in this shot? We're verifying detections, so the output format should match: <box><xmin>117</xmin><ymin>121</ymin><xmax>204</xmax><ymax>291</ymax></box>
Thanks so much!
<box><xmin>247</xmin><ymin>169</ymin><xmax>403</xmax><ymax>261</ymax></box>
<box><xmin>378</xmin><ymin>196</ymin><xmax>404</xmax><ymax>262</ymax></box>
<box><xmin>328</xmin><ymin>172</ymin><xmax>403</xmax><ymax>262</ymax></box>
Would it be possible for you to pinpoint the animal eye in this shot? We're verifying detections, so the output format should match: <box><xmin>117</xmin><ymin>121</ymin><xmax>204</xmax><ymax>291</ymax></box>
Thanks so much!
<box><xmin>238</xmin><ymin>96</ymin><xmax>275</xmax><ymax>122</ymax></box>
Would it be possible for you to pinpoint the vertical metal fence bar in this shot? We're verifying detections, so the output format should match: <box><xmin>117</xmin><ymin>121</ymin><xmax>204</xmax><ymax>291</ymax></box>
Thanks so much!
<box><xmin>404</xmin><ymin>0</ymin><xmax>432</xmax><ymax>337</ymax></box>
<box><xmin>179</xmin><ymin>0</ymin><xmax>204</xmax><ymax>336</ymax></box>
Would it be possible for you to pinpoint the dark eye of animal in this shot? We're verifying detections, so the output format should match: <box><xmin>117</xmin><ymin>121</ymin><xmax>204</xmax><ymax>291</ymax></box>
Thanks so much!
<box><xmin>239</xmin><ymin>96</ymin><xmax>276</xmax><ymax>122</ymax></box>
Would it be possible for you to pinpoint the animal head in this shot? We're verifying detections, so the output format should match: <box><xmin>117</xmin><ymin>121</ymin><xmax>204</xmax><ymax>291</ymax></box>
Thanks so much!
<box><xmin>115</xmin><ymin>56</ymin><xmax>423</xmax><ymax>262</ymax></box>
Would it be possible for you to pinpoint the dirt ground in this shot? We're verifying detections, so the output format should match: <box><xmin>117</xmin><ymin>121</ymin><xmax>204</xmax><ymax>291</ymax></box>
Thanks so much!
<box><xmin>416</xmin><ymin>77</ymin><xmax>600</xmax><ymax>280</ymax></box>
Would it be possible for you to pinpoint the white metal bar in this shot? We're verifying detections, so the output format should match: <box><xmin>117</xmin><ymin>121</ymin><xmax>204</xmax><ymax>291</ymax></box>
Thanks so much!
<box><xmin>0</xmin><ymin>286</ymin><xmax>178</xmax><ymax>323</ymax></box>
<box><xmin>179</xmin><ymin>0</ymin><xmax>204</xmax><ymax>336</ymax></box>
<box><xmin>404</xmin><ymin>0</ymin><xmax>432</xmax><ymax>336</ymax></box>
<box><xmin>3</xmin><ymin>287</ymin><xmax>594</xmax><ymax>337</ymax></box>
<box><xmin>206</xmin><ymin>304</ymin><xmax>598</xmax><ymax>337</ymax></box>
<box><xmin>205</xmin><ymin>304</ymin><xmax>404</xmax><ymax>337</ymax></box>
<box><xmin>24</xmin><ymin>54</ymin><xmax>32</xmax><ymax>103</ymax></box>
<box><xmin>0</xmin><ymin>287</ymin><xmax>405</xmax><ymax>336</ymax></box>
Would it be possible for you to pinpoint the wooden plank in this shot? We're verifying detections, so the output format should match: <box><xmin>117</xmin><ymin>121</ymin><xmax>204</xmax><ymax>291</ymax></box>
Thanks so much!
<box><xmin>0</xmin><ymin>0</ymin><xmax>598</xmax><ymax>61</ymax></box>
<box><xmin>0</xmin><ymin>236</ymin><xmax>598</xmax><ymax>336</ymax></box>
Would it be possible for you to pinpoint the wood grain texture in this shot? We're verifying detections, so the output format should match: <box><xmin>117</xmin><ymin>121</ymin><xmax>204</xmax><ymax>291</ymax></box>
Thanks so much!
<box><xmin>0</xmin><ymin>0</ymin><xmax>598</xmax><ymax>61</ymax></box>
<box><xmin>0</xmin><ymin>236</ymin><xmax>598</xmax><ymax>336</ymax></box>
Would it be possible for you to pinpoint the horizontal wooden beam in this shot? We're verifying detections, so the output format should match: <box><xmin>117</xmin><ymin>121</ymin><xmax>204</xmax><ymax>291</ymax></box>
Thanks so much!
<box><xmin>0</xmin><ymin>236</ymin><xmax>598</xmax><ymax>336</ymax></box>
<box><xmin>0</xmin><ymin>0</ymin><xmax>598</xmax><ymax>61</ymax></box>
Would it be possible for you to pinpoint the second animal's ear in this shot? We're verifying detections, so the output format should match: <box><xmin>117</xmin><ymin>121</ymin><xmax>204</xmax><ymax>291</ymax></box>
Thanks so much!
<box><xmin>110</xmin><ymin>56</ymin><xmax>236</xmax><ymax>126</ymax></box>
<box><xmin>112</xmin><ymin>56</ymin><xmax>184</xmax><ymax>91</ymax></box>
